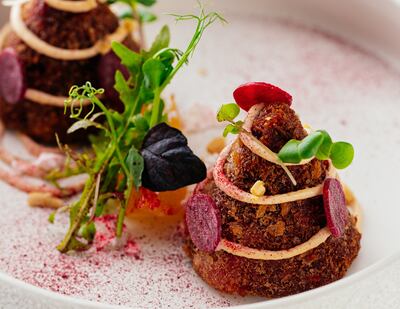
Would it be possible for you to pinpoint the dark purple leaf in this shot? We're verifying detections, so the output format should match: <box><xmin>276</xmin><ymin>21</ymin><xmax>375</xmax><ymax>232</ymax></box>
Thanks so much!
<box><xmin>140</xmin><ymin>123</ymin><xmax>206</xmax><ymax>191</ymax></box>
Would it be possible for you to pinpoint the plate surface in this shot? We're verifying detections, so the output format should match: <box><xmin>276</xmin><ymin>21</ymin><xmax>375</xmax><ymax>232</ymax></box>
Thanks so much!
<box><xmin>1</xmin><ymin>0</ymin><xmax>400</xmax><ymax>308</ymax></box>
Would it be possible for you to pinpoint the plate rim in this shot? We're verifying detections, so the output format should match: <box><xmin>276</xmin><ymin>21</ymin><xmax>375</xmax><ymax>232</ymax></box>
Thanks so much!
<box><xmin>0</xmin><ymin>252</ymin><xmax>399</xmax><ymax>308</ymax></box>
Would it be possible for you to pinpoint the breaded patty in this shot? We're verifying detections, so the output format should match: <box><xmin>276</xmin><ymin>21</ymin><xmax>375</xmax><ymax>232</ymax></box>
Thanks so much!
<box><xmin>0</xmin><ymin>0</ymin><xmax>139</xmax><ymax>143</ymax></box>
<box><xmin>186</xmin><ymin>103</ymin><xmax>361</xmax><ymax>297</ymax></box>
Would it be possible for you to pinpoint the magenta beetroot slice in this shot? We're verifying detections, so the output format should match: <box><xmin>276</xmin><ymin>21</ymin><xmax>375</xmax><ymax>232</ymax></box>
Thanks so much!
<box><xmin>0</xmin><ymin>48</ymin><xmax>26</xmax><ymax>104</ymax></box>
<box><xmin>185</xmin><ymin>193</ymin><xmax>221</xmax><ymax>253</ymax></box>
<box><xmin>98</xmin><ymin>51</ymin><xmax>129</xmax><ymax>104</ymax></box>
<box><xmin>323</xmin><ymin>178</ymin><xmax>348</xmax><ymax>238</ymax></box>
<box><xmin>233</xmin><ymin>82</ymin><xmax>292</xmax><ymax>111</ymax></box>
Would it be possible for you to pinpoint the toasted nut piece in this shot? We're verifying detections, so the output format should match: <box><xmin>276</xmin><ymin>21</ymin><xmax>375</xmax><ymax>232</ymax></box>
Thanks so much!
<box><xmin>28</xmin><ymin>192</ymin><xmax>64</xmax><ymax>209</ymax></box>
<box><xmin>207</xmin><ymin>137</ymin><xmax>225</xmax><ymax>154</ymax></box>
<box><xmin>250</xmin><ymin>180</ymin><xmax>266</xmax><ymax>197</ymax></box>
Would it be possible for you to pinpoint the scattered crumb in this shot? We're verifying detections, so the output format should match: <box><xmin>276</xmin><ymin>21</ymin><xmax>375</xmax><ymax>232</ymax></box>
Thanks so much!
<box><xmin>28</xmin><ymin>192</ymin><xmax>64</xmax><ymax>209</ymax></box>
<box><xmin>207</xmin><ymin>137</ymin><xmax>225</xmax><ymax>154</ymax></box>
<box><xmin>197</xmin><ymin>68</ymin><xmax>208</xmax><ymax>77</ymax></box>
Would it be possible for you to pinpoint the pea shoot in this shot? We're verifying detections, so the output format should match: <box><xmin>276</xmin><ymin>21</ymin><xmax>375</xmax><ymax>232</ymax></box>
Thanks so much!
<box><xmin>216</xmin><ymin>103</ymin><xmax>243</xmax><ymax>137</ymax></box>
<box><xmin>216</xmin><ymin>103</ymin><xmax>354</xmax><ymax>169</ymax></box>
<box><xmin>53</xmin><ymin>7</ymin><xmax>225</xmax><ymax>253</ymax></box>
<box><xmin>278</xmin><ymin>130</ymin><xmax>354</xmax><ymax>169</ymax></box>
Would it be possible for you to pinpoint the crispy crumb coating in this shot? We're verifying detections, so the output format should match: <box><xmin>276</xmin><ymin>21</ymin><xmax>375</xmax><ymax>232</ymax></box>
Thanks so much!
<box><xmin>0</xmin><ymin>0</ymin><xmax>139</xmax><ymax>143</ymax></box>
<box><xmin>186</xmin><ymin>103</ymin><xmax>361</xmax><ymax>297</ymax></box>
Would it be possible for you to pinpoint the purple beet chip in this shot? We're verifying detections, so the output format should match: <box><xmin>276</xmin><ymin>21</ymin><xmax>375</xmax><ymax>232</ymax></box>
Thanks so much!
<box><xmin>98</xmin><ymin>51</ymin><xmax>129</xmax><ymax>104</ymax></box>
<box><xmin>323</xmin><ymin>178</ymin><xmax>348</xmax><ymax>238</ymax></box>
<box><xmin>185</xmin><ymin>193</ymin><xmax>221</xmax><ymax>253</ymax></box>
<box><xmin>0</xmin><ymin>48</ymin><xmax>26</xmax><ymax>104</ymax></box>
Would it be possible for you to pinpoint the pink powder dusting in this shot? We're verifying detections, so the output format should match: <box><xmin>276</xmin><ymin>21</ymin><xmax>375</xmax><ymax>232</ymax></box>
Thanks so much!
<box><xmin>1</xmin><ymin>17</ymin><xmax>400</xmax><ymax>308</ymax></box>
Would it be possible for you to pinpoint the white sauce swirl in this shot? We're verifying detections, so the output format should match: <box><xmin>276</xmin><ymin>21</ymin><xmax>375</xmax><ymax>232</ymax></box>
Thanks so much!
<box><xmin>10</xmin><ymin>3</ymin><xmax>134</xmax><ymax>60</ymax></box>
<box><xmin>212</xmin><ymin>103</ymin><xmax>361</xmax><ymax>260</ymax></box>
<box><xmin>44</xmin><ymin>0</ymin><xmax>98</xmax><ymax>13</ymax></box>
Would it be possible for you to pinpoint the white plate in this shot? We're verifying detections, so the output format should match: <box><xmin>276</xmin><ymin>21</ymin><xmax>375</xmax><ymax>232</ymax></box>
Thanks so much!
<box><xmin>1</xmin><ymin>0</ymin><xmax>400</xmax><ymax>308</ymax></box>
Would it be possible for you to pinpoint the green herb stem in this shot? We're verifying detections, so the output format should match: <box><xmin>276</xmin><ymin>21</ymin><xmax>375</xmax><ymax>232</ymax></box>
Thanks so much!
<box><xmin>57</xmin><ymin>174</ymin><xmax>97</xmax><ymax>253</ymax></box>
<box><xmin>149</xmin><ymin>88</ymin><xmax>162</xmax><ymax>127</ymax></box>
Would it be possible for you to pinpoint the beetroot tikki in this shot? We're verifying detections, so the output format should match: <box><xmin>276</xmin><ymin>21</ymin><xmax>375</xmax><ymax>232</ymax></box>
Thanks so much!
<box><xmin>0</xmin><ymin>0</ymin><xmax>144</xmax><ymax>143</ymax></box>
<box><xmin>185</xmin><ymin>82</ymin><xmax>361</xmax><ymax>298</ymax></box>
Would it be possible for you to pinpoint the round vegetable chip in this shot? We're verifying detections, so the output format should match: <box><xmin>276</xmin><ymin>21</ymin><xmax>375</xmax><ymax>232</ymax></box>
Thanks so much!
<box><xmin>233</xmin><ymin>82</ymin><xmax>292</xmax><ymax>111</ymax></box>
<box><xmin>323</xmin><ymin>178</ymin><xmax>348</xmax><ymax>238</ymax></box>
<box><xmin>185</xmin><ymin>193</ymin><xmax>221</xmax><ymax>253</ymax></box>
<box><xmin>0</xmin><ymin>48</ymin><xmax>26</xmax><ymax>104</ymax></box>
<box><xmin>98</xmin><ymin>51</ymin><xmax>129</xmax><ymax>104</ymax></box>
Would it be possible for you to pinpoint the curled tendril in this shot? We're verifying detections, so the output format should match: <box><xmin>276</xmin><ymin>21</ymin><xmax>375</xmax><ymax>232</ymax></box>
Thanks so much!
<box><xmin>64</xmin><ymin>82</ymin><xmax>105</xmax><ymax>120</ymax></box>
<box><xmin>169</xmin><ymin>4</ymin><xmax>227</xmax><ymax>59</ymax></box>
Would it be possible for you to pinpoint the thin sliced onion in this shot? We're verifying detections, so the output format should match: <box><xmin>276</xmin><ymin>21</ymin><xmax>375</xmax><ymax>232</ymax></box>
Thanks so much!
<box><xmin>213</xmin><ymin>142</ymin><xmax>337</xmax><ymax>206</ymax></box>
<box><xmin>10</xmin><ymin>4</ymin><xmax>133</xmax><ymax>60</ymax></box>
<box><xmin>217</xmin><ymin>199</ymin><xmax>361</xmax><ymax>260</ymax></box>
<box><xmin>25</xmin><ymin>88</ymin><xmax>93</xmax><ymax>107</ymax></box>
<box><xmin>242</xmin><ymin>104</ymin><xmax>316</xmax><ymax>186</ymax></box>
<box><xmin>44</xmin><ymin>0</ymin><xmax>97</xmax><ymax>13</ymax></box>
<box><xmin>218</xmin><ymin>227</ymin><xmax>331</xmax><ymax>260</ymax></box>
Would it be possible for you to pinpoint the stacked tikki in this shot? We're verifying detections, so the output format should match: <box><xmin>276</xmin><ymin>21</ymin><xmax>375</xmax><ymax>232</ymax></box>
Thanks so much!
<box><xmin>0</xmin><ymin>0</ymin><xmax>140</xmax><ymax>143</ymax></box>
<box><xmin>185</xmin><ymin>82</ymin><xmax>362</xmax><ymax>298</ymax></box>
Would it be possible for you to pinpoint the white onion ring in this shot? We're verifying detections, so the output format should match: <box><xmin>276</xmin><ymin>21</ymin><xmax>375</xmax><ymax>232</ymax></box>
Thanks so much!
<box><xmin>213</xmin><ymin>141</ymin><xmax>337</xmax><ymax>206</ymax></box>
<box><xmin>24</xmin><ymin>88</ymin><xmax>91</xmax><ymax>107</ymax></box>
<box><xmin>241</xmin><ymin>104</ymin><xmax>316</xmax><ymax>185</ymax></box>
<box><xmin>44</xmin><ymin>0</ymin><xmax>97</xmax><ymax>13</ymax></box>
<box><xmin>217</xmin><ymin>227</ymin><xmax>331</xmax><ymax>260</ymax></box>
<box><xmin>217</xmin><ymin>199</ymin><xmax>362</xmax><ymax>260</ymax></box>
<box><xmin>10</xmin><ymin>3</ymin><xmax>134</xmax><ymax>60</ymax></box>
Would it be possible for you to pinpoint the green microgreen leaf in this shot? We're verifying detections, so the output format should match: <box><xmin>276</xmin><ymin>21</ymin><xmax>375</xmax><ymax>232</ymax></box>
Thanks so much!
<box><xmin>56</xmin><ymin>5</ymin><xmax>223</xmax><ymax>253</ymax></box>
<box><xmin>131</xmin><ymin>114</ymin><xmax>149</xmax><ymax>132</ymax></box>
<box><xmin>112</xmin><ymin>42</ymin><xmax>142</xmax><ymax>75</ymax></box>
<box><xmin>137</xmin><ymin>0</ymin><xmax>156</xmax><ymax>6</ymax></box>
<box><xmin>119</xmin><ymin>11</ymin><xmax>133</xmax><ymax>20</ymax></box>
<box><xmin>139</xmin><ymin>9</ymin><xmax>157</xmax><ymax>22</ymax></box>
<box><xmin>278</xmin><ymin>139</ymin><xmax>302</xmax><ymax>164</ymax></box>
<box><xmin>48</xmin><ymin>211</ymin><xmax>56</xmax><ymax>224</ymax></box>
<box><xmin>223</xmin><ymin>121</ymin><xmax>243</xmax><ymax>137</ymax></box>
<box><xmin>80</xmin><ymin>222</ymin><xmax>96</xmax><ymax>243</ymax></box>
<box><xmin>143</xmin><ymin>58</ymin><xmax>166</xmax><ymax>89</ymax></box>
<box><xmin>277</xmin><ymin>128</ymin><xmax>354</xmax><ymax>170</ymax></box>
<box><xmin>149</xmin><ymin>25</ymin><xmax>170</xmax><ymax>56</ymax></box>
<box><xmin>94</xmin><ymin>202</ymin><xmax>105</xmax><ymax>217</ymax></box>
<box><xmin>114</xmin><ymin>70</ymin><xmax>135</xmax><ymax>107</ymax></box>
<box><xmin>330</xmin><ymin>142</ymin><xmax>354</xmax><ymax>169</ymax></box>
<box><xmin>315</xmin><ymin>130</ymin><xmax>333</xmax><ymax>160</ymax></box>
<box><xmin>217</xmin><ymin>103</ymin><xmax>240</xmax><ymax>122</ymax></box>
<box><xmin>298</xmin><ymin>131</ymin><xmax>324</xmax><ymax>159</ymax></box>
<box><xmin>125</xmin><ymin>147</ymin><xmax>144</xmax><ymax>190</ymax></box>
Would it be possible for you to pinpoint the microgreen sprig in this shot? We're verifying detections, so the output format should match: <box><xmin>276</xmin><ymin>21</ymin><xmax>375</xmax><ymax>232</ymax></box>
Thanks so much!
<box><xmin>216</xmin><ymin>103</ymin><xmax>354</xmax><ymax>169</ymax></box>
<box><xmin>278</xmin><ymin>130</ymin><xmax>354</xmax><ymax>169</ymax></box>
<box><xmin>216</xmin><ymin>103</ymin><xmax>243</xmax><ymax>137</ymax></box>
<box><xmin>55</xmin><ymin>6</ymin><xmax>223</xmax><ymax>253</ymax></box>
